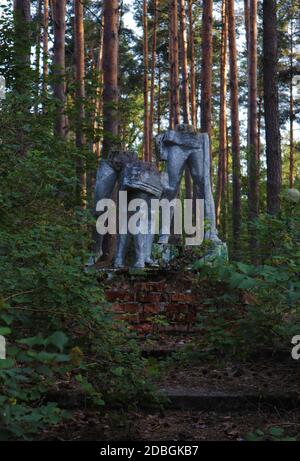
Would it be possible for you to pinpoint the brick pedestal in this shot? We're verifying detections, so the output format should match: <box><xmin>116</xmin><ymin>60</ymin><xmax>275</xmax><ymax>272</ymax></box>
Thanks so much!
<box><xmin>103</xmin><ymin>270</ymin><xmax>201</xmax><ymax>334</ymax></box>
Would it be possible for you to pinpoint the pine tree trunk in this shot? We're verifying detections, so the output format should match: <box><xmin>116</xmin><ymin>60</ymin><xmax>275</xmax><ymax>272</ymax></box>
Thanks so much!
<box><xmin>102</xmin><ymin>0</ymin><xmax>119</xmax><ymax>157</ymax></box>
<box><xmin>228</xmin><ymin>0</ymin><xmax>242</xmax><ymax>254</ymax></box>
<box><xmin>188</xmin><ymin>0</ymin><xmax>197</xmax><ymax>129</ymax></box>
<box><xmin>216</xmin><ymin>0</ymin><xmax>228</xmax><ymax>235</ymax></box>
<box><xmin>180</xmin><ymin>0</ymin><xmax>192</xmax><ymax>199</ymax></box>
<box><xmin>248</xmin><ymin>0</ymin><xmax>259</xmax><ymax>258</ymax></box>
<box><xmin>43</xmin><ymin>0</ymin><xmax>49</xmax><ymax>102</ymax></box>
<box><xmin>13</xmin><ymin>0</ymin><xmax>31</xmax><ymax>156</ymax></box>
<box><xmin>14</xmin><ymin>0</ymin><xmax>31</xmax><ymax>90</ymax></box>
<box><xmin>263</xmin><ymin>0</ymin><xmax>281</xmax><ymax>215</ymax></box>
<box><xmin>200</xmin><ymin>0</ymin><xmax>213</xmax><ymax>137</ymax></box>
<box><xmin>149</xmin><ymin>0</ymin><xmax>158</xmax><ymax>161</ymax></box>
<box><xmin>94</xmin><ymin>16</ymin><xmax>104</xmax><ymax>163</ymax></box>
<box><xmin>143</xmin><ymin>0</ymin><xmax>150</xmax><ymax>161</ymax></box>
<box><xmin>289</xmin><ymin>22</ymin><xmax>294</xmax><ymax>188</ymax></box>
<box><xmin>35</xmin><ymin>0</ymin><xmax>42</xmax><ymax>110</ymax></box>
<box><xmin>52</xmin><ymin>0</ymin><xmax>67</xmax><ymax>137</ymax></box>
<box><xmin>170</xmin><ymin>0</ymin><xmax>180</xmax><ymax>128</ymax></box>
<box><xmin>179</xmin><ymin>0</ymin><xmax>190</xmax><ymax>125</ymax></box>
<box><xmin>74</xmin><ymin>0</ymin><xmax>87</xmax><ymax>206</ymax></box>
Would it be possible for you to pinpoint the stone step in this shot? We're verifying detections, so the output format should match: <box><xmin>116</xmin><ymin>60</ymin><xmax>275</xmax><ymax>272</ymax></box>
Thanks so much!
<box><xmin>160</xmin><ymin>387</ymin><xmax>300</xmax><ymax>412</ymax></box>
<box><xmin>46</xmin><ymin>388</ymin><xmax>300</xmax><ymax>413</ymax></box>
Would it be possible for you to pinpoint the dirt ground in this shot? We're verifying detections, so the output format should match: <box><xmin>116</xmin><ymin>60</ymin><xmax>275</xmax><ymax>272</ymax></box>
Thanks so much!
<box><xmin>40</xmin><ymin>358</ymin><xmax>300</xmax><ymax>442</ymax></box>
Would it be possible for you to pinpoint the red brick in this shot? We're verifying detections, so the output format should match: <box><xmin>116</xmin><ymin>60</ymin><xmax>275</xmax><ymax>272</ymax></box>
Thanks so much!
<box><xmin>134</xmin><ymin>281</ymin><xmax>166</xmax><ymax>293</ymax></box>
<box><xmin>121</xmin><ymin>302</ymin><xmax>140</xmax><ymax>314</ymax></box>
<box><xmin>137</xmin><ymin>293</ymin><xmax>161</xmax><ymax>303</ymax></box>
<box><xmin>106</xmin><ymin>289</ymin><xmax>135</xmax><ymax>303</ymax></box>
<box><xmin>115</xmin><ymin>313</ymin><xmax>140</xmax><ymax>324</ymax></box>
<box><xmin>166</xmin><ymin>303</ymin><xmax>188</xmax><ymax>313</ymax></box>
<box><xmin>143</xmin><ymin>303</ymin><xmax>161</xmax><ymax>315</ymax></box>
<box><xmin>169</xmin><ymin>293</ymin><xmax>194</xmax><ymax>303</ymax></box>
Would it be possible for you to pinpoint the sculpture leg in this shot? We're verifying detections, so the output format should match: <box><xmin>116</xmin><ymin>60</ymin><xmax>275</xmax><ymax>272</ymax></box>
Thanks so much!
<box><xmin>114</xmin><ymin>234</ymin><xmax>131</xmax><ymax>268</ymax></box>
<box><xmin>159</xmin><ymin>146</ymin><xmax>186</xmax><ymax>244</ymax></box>
<box><xmin>92</xmin><ymin>160</ymin><xmax>118</xmax><ymax>263</ymax></box>
<box><xmin>188</xmin><ymin>137</ymin><xmax>221</xmax><ymax>243</ymax></box>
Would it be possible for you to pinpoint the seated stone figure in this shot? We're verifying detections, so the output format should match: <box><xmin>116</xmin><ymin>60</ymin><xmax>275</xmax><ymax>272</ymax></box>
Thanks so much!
<box><xmin>156</xmin><ymin>124</ymin><xmax>221</xmax><ymax>245</ymax></box>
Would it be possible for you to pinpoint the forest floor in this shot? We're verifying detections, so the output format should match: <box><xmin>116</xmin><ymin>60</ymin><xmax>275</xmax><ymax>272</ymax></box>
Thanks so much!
<box><xmin>39</xmin><ymin>262</ymin><xmax>300</xmax><ymax>442</ymax></box>
<box><xmin>40</xmin><ymin>351</ymin><xmax>300</xmax><ymax>441</ymax></box>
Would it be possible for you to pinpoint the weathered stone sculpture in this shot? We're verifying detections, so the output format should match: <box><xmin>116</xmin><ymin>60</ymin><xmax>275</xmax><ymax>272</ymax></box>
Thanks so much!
<box><xmin>93</xmin><ymin>151</ymin><xmax>163</xmax><ymax>269</ymax></box>
<box><xmin>156</xmin><ymin>125</ymin><xmax>221</xmax><ymax>245</ymax></box>
<box><xmin>93</xmin><ymin>151</ymin><xmax>137</xmax><ymax>265</ymax></box>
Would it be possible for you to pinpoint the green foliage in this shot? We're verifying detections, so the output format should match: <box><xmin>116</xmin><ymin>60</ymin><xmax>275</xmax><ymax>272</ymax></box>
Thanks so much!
<box><xmin>246</xmin><ymin>427</ymin><xmax>296</xmax><ymax>442</ymax></box>
<box><xmin>192</xmin><ymin>200</ymin><xmax>300</xmax><ymax>357</ymax></box>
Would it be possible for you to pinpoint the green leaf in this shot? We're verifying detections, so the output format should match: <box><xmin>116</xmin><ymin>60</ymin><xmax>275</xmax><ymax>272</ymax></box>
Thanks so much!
<box><xmin>0</xmin><ymin>358</ymin><xmax>14</xmax><ymax>369</ymax></box>
<box><xmin>46</xmin><ymin>332</ymin><xmax>68</xmax><ymax>353</ymax></box>
<box><xmin>0</xmin><ymin>327</ymin><xmax>11</xmax><ymax>336</ymax></box>
<box><xmin>269</xmin><ymin>427</ymin><xmax>284</xmax><ymax>438</ymax></box>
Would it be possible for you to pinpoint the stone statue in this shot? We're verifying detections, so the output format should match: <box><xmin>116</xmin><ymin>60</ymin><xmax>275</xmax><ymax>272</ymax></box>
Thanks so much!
<box><xmin>91</xmin><ymin>125</ymin><xmax>225</xmax><ymax>269</ymax></box>
<box><xmin>92</xmin><ymin>151</ymin><xmax>163</xmax><ymax>269</ymax></box>
<box><xmin>156</xmin><ymin>124</ymin><xmax>221</xmax><ymax>245</ymax></box>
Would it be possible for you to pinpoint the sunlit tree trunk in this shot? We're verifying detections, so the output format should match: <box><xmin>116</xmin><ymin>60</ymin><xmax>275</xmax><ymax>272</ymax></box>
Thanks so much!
<box><xmin>200</xmin><ymin>0</ymin><xmax>213</xmax><ymax>137</ymax></box>
<box><xmin>263</xmin><ymin>1</ymin><xmax>281</xmax><ymax>215</ymax></box>
<box><xmin>102</xmin><ymin>0</ymin><xmax>119</xmax><ymax>157</ymax></box>
<box><xmin>143</xmin><ymin>0</ymin><xmax>150</xmax><ymax>161</ymax></box>
<box><xmin>188</xmin><ymin>0</ymin><xmax>197</xmax><ymax>129</ymax></box>
<box><xmin>227</xmin><ymin>0</ymin><xmax>241</xmax><ymax>254</ymax></box>
<box><xmin>179</xmin><ymin>0</ymin><xmax>192</xmax><ymax>199</ymax></box>
<box><xmin>169</xmin><ymin>0</ymin><xmax>180</xmax><ymax>128</ymax></box>
<box><xmin>248</xmin><ymin>0</ymin><xmax>259</xmax><ymax>258</ymax></box>
<box><xmin>216</xmin><ymin>0</ymin><xmax>228</xmax><ymax>236</ymax></box>
<box><xmin>149</xmin><ymin>0</ymin><xmax>158</xmax><ymax>161</ymax></box>
<box><xmin>93</xmin><ymin>16</ymin><xmax>104</xmax><ymax>163</ymax></box>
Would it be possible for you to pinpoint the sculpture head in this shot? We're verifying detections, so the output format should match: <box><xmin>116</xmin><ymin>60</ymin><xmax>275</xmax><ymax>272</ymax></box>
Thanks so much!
<box><xmin>108</xmin><ymin>150</ymin><xmax>138</xmax><ymax>172</ymax></box>
<box><xmin>175</xmin><ymin>124</ymin><xmax>198</xmax><ymax>134</ymax></box>
<box><xmin>155</xmin><ymin>133</ymin><xmax>168</xmax><ymax>162</ymax></box>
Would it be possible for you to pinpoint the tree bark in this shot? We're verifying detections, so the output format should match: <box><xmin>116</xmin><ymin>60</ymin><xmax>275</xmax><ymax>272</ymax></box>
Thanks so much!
<box><xmin>200</xmin><ymin>0</ymin><xmax>213</xmax><ymax>137</ymax></box>
<box><xmin>74</xmin><ymin>0</ymin><xmax>87</xmax><ymax>206</ymax></box>
<box><xmin>149</xmin><ymin>0</ymin><xmax>158</xmax><ymax>162</ymax></box>
<box><xmin>216</xmin><ymin>0</ymin><xmax>228</xmax><ymax>235</ymax></box>
<box><xmin>248</xmin><ymin>0</ymin><xmax>259</xmax><ymax>257</ymax></box>
<box><xmin>289</xmin><ymin>21</ymin><xmax>295</xmax><ymax>188</ymax></box>
<box><xmin>13</xmin><ymin>0</ymin><xmax>31</xmax><ymax>155</ymax></box>
<box><xmin>102</xmin><ymin>0</ymin><xmax>119</xmax><ymax>157</ymax></box>
<box><xmin>227</xmin><ymin>0</ymin><xmax>242</xmax><ymax>253</ymax></box>
<box><xmin>52</xmin><ymin>0</ymin><xmax>67</xmax><ymax>137</ymax></box>
<box><xmin>179</xmin><ymin>0</ymin><xmax>190</xmax><ymax>125</ymax></box>
<box><xmin>263</xmin><ymin>0</ymin><xmax>281</xmax><ymax>215</ymax></box>
<box><xmin>169</xmin><ymin>0</ymin><xmax>180</xmax><ymax>128</ymax></box>
<box><xmin>143</xmin><ymin>0</ymin><xmax>150</xmax><ymax>161</ymax></box>
<box><xmin>188</xmin><ymin>0</ymin><xmax>197</xmax><ymax>129</ymax></box>
<box><xmin>179</xmin><ymin>0</ymin><xmax>192</xmax><ymax>199</ymax></box>
<box><xmin>35</xmin><ymin>0</ymin><xmax>42</xmax><ymax>109</ymax></box>
<box><xmin>43</xmin><ymin>0</ymin><xmax>49</xmax><ymax>101</ymax></box>
<box><xmin>13</xmin><ymin>0</ymin><xmax>31</xmax><ymax>92</ymax></box>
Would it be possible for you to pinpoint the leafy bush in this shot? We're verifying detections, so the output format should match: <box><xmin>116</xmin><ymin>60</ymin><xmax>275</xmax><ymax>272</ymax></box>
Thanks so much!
<box><xmin>0</xmin><ymin>128</ymin><xmax>159</xmax><ymax>440</ymax></box>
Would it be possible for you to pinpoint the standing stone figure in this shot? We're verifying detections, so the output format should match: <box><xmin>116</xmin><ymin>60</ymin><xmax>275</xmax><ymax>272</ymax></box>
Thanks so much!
<box><xmin>156</xmin><ymin>125</ymin><xmax>221</xmax><ymax>245</ymax></box>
